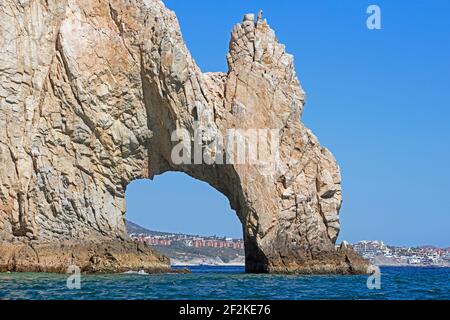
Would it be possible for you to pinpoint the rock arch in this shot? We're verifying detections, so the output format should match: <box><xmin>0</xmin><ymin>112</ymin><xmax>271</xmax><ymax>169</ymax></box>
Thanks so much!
<box><xmin>0</xmin><ymin>0</ymin><xmax>368</xmax><ymax>274</ymax></box>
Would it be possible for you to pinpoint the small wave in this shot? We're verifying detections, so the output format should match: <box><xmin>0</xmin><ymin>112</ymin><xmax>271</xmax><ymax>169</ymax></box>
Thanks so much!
<box><xmin>122</xmin><ymin>270</ymin><xmax>149</xmax><ymax>275</ymax></box>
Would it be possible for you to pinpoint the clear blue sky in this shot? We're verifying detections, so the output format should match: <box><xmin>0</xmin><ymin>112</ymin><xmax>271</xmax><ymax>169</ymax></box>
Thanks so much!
<box><xmin>126</xmin><ymin>0</ymin><xmax>450</xmax><ymax>247</ymax></box>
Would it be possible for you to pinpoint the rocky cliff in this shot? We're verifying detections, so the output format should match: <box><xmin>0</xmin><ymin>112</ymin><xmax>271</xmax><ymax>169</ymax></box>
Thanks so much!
<box><xmin>0</xmin><ymin>0</ymin><xmax>368</xmax><ymax>274</ymax></box>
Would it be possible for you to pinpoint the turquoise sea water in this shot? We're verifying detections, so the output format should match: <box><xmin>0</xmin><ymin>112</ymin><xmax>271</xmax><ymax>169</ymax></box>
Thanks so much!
<box><xmin>0</xmin><ymin>266</ymin><xmax>448</xmax><ymax>300</ymax></box>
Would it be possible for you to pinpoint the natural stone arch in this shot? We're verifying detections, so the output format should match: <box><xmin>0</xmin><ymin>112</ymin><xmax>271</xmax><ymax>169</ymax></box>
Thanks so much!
<box><xmin>0</xmin><ymin>0</ymin><xmax>368</xmax><ymax>274</ymax></box>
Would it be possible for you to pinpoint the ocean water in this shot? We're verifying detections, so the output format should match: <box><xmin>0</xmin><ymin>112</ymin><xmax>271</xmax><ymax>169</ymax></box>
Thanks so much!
<box><xmin>0</xmin><ymin>266</ymin><xmax>448</xmax><ymax>300</ymax></box>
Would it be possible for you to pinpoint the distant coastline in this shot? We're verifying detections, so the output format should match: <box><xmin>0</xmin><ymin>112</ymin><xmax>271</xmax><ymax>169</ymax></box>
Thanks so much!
<box><xmin>352</xmin><ymin>240</ymin><xmax>450</xmax><ymax>268</ymax></box>
<box><xmin>126</xmin><ymin>221</ymin><xmax>450</xmax><ymax>268</ymax></box>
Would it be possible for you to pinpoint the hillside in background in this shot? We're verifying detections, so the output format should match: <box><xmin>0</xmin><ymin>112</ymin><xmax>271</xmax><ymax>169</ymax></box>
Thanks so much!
<box><xmin>125</xmin><ymin>220</ymin><xmax>171</xmax><ymax>236</ymax></box>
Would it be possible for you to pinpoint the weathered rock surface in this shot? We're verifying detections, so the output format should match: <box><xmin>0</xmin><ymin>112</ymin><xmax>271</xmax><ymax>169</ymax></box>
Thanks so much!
<box><xmin>0</xmin><ymin>239</ymin><xmax>170</xmax><ymax>273</ymax></box>
<box><xmin>0</xmin><ymin>0</ymin><xmax>369</xmax><ymax>274</ymax></box>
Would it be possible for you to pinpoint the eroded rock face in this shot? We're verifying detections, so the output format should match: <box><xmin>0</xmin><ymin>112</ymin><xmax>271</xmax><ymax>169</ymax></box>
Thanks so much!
<box><xmin>0</xmin><ymin>239</ymin><xmax>171</xmax><ymax>273</ymax></box>
<box><xmin>0</xmin><ymin>0</ymin><xmax>368</xmax><ymax>274</ymax></box>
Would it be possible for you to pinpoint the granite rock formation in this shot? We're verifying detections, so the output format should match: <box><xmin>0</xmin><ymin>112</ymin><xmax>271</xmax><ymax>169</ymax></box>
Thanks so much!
<box><xmin>0</xmin><ymin>239</ymin><xmax>170</xmax><ymax>273</ymax></box>
<box><xmin>0</xmin><ymin>0</ymin><xmax>369</xmax><ymax>274</ymax></box>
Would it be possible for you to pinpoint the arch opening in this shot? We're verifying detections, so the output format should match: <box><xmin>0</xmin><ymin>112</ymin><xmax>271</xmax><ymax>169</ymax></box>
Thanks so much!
<box><xmin>125</xmin><ymin>172</ymin><xmax>245</xmax><ymax>266</ymax></box>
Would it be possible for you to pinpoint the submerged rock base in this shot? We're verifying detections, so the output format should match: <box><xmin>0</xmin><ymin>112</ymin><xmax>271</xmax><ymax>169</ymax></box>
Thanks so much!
<box><xmin>0</xmin><ymin>239</ymin><xmax>369</xmax><ymax>275</ymax></box>
<box><xmin>0</xmin><ymin>240</ymin><xmax>171</xmax><ymax>274</ymax></box>
<box><xmin>263</xmin><ymin>247</ymin><xmax>370</xmax><ymax>275</ymax></box>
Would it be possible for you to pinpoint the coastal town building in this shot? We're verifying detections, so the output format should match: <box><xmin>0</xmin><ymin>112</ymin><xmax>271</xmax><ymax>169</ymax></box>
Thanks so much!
<box><xmin>131</xmin><ymin>233</ymin><xmax>244</xmax><ymax>249</ymax></box>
